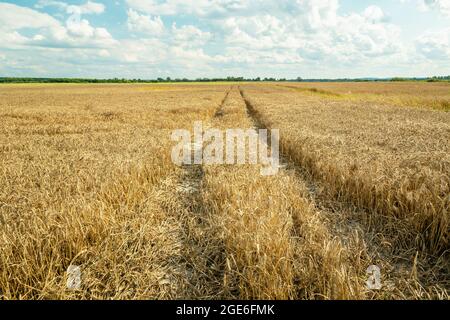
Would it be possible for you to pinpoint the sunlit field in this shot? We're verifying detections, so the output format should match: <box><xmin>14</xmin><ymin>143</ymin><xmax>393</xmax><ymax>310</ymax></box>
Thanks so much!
<box><xmin>0</xmin><ymin>82</ymin><xmax>448</xmax><ymax>299</ymax></box>
<box><xmin>280</xmin><ymin>81</ymin><xmax>450</xmax><ymax>111</ymax></box>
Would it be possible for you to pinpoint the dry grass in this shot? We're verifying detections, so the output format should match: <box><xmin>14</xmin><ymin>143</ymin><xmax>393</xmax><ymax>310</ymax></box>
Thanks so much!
<box><xmin>199</xmin><ymin>88</ymin><xmax>359</xmax><ymax>299</ymax></box>
<box><xmin>280</xmin><ymin>82</ymin><xmax>450</xmax><ymax>111</ymax></box>
<box><xmin>0</xmin><ymin>84</ymin><xmax>224</xmax><ymax>299</ymax></box>
<box><xmin>0</xmin><ymin>83</ymin><xmax>448</xmax><ymax>300</ymax></box>
<box><xmin>241</xmin><ymin>84</ymin><xmax>449</xmax><ymax>252</ymax></box>
<box><xmin>240</xmin><ymin>84</ymin><xmax>449</xmax><ymax>297</ymax></box>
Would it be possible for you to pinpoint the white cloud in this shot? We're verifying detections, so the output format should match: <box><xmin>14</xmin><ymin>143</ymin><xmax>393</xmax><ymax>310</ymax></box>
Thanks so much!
<box><xmin>123</xmin><ymin>0</ymin><xmax>404</xmax><ymax>69</ymax></box>
<box><xmin>98</xmin><ymin>49</ymin><xmax>110</xmax><ymax>57</ymax></box>
<box><xmin>420</xmin><ymin>0</ymin><xmax>450</xmax><ymax>16</ymax></box>
<box><xmin>36</xmin><ymin>0</ymin><xmax>105</xmax><ymax>15</ymax></box>
<box><xmin>221</xmin><ymin>15</ymin><xmax>281</xmax><ymax>49</ymax></box>
<box><xmin>67</xmin><ymin>1</ymin><xmax>105</xmax><ymax>15</ymax></box>
<box><xmin>217</xmin><ymin>2</ymin><xmax>401</xmax><ymax>64</ymax></box>
<box><xmin>125</xmin><ymin>0</ymin><xmax>247</xmax><ymax>16</ymax></box>
<box><xmin>171</xmin><ymin>23</ymin><xmax>212</xmax><ymax>47</ymax></box>
<box><xmin>416</xmin><ymin>29</ymin><xmax>450</xmax><ymax>59</ymax></box>
<box><xmin>2</xmin><ymin>0</ymin><xmax>449</xmax><ymax>78</ymax></box>
<box><xmin>0</xmin><ymin>2</ymin><xmax>60</xmax><ymax>30</ymax></box>
<box><xmin>363</xmin><ymin>5</ymin><xmax>386</xmax><ymax>22</ymax></box>
<box><xmin>296</xmin><ymin>0</ymin><xmax>340</xmax><ymax>30</ymax></box>
<box><xmin>0</xmin><ymin>2</ymin><xmax>116</xmax><ymax>49</ymax></box>
<box><xmin>35</xmin><ymin>0</ymin><xmax>68</xmax><ymax>11</ymax></box>
<box><xmin>127</xmin><ymin>9</ymin><xmax>165</xmax><ymax>35</ymax></box>
<box><xmin>401</xmin><ymin>0</ymin><xmax>450</xmax><ymax>17</ymax></box>
<box><xmin>67</xmin><ymin>18</ymin><xmax>96</xmax><ymax>38</ymax></box>
<box><xmin>115</xmin><ymin>38</ymin><xmax>168</xmax><ymax>63</ymax></box>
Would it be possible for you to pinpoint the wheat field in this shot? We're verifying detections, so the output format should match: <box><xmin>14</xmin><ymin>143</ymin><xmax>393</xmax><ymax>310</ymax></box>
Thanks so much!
<box><xmin>0</xmin><ymin>82</ymin><xmax>448</xmax><ymax>299</ymax></box>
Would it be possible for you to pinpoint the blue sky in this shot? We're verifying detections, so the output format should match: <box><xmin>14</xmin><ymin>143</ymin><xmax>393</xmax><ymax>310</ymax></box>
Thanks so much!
<box><xmin>0</xmin><ymin>0</ymin><xmax>449</xmax><ymax>79</ymax></box>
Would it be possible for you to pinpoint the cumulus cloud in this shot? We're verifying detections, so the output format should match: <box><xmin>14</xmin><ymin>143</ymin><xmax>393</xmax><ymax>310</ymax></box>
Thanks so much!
<box><xmin>0</xmin><ymin>2</ymin><xmax>60</xmax><ymax>30</ymax></box>
<box><xmin>2</xmin><ymin>0</ymin><xmax>449</xmax><ymax>78</ymax></box>
<box><xmin>35</xmin><ymin>0</ymin><xmax>68</xmax><ymax>11</ymax></box>
<box><xmin>67</xmin><ymin>1</ymin><xmax>105</xmax><ymax>15</ymax></box>
<box><xmin>419</xmin><ymin>0</ymin><xmax>450</xmax><ymax>16</ymax></box>
<box><xmin>400</xmin><ymin>0</ymin><xmax>450</xmax><ymax>17</ymax></box>
<box><xmin>171</xmin><ymin>23</ymin><xmax>212</xmax><ymax>47</ymax></box>
<box><xmin>363</xmin><ymin>5</ymin><xmax>387</xmax><ymax>22</ymax></box>
<box><xmin>127</xmin><ymin>9</ymin><xmax>165</xmax><ymax>35</ymax></box>
<box><xmin>125</xmin><ymin>0</ymin><xmax>252</xmax><ymax>17</ymax></box>
<box><xmin>0</xmin><ymin>2</ymin><xmax>116</xmax><ymax>49</ymax></box>
<box><xmin>116</xmin><ymin>38</ymin><xmax>168</xmax><ymax>63</ymax></box>
<box><xmin>215</xmin><ymin>1</ymin><xmax>401</xmax><ymax>65</ymax></box>
<box><xmin>416</xmin><ymin>29</ymin><xmax>450</xmax><ymax>59</ymax></box>
<box><xmin>36</xmin><ymin>0</ymin><xmax>105</xmax><ymax>15</ymax></box>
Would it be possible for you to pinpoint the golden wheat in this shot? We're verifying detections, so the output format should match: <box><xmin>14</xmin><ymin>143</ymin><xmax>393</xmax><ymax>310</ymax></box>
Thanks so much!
<box><xmin>0</xmin><ymin>83</ymin><xmax>448</xmax><ymax>300</ymax></box>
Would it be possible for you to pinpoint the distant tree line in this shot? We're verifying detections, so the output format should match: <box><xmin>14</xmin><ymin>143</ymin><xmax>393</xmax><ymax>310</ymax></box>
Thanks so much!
<box><xmin>425</xmin><ymin>76</ymin><xmax>450</xmax><ymax>82</ymax></box>
<box><xmin>0</xmin><ymin>77</ymin><xmax>287</xmax><ymax>83</ymax></box>
<box><xmin>0</xmin><ymin>76</ymin><xmax>449</xmax><ymax>84</ymax></box>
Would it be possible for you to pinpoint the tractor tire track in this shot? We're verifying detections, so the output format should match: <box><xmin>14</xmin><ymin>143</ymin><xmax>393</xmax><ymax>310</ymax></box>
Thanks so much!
<box><xmin>237</xmin><ymin>86</ymin><xmax>428</xmax><ymax>299</ymax></box>
<box><xmin>159</xmin><ymin>88</ymin><xmax>232</xmax><ymax>298</ymax></box>
<box><xmin>240</xmin><ymin>89</ymin><xmax>406</xmax><ymax>299</ymax></box>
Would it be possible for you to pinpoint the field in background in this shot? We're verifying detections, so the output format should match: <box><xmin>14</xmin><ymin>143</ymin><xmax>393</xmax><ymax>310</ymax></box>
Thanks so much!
<box><xmin>0</xmin><ymin>82</ymin><xmax>448</xmax><ymax>299</ymax></box>
<box><xmin>281</xmin><ymin>81</ymin><xmax>450</xmax><ymax>111</ymax></box>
